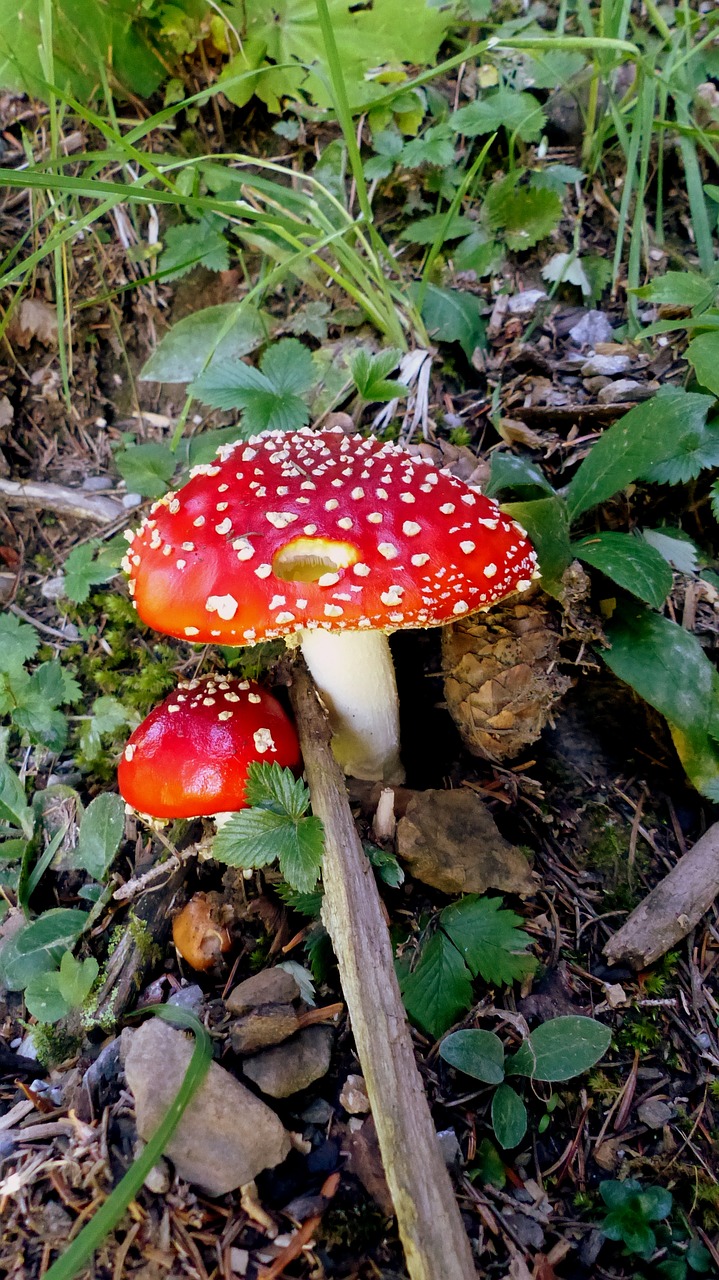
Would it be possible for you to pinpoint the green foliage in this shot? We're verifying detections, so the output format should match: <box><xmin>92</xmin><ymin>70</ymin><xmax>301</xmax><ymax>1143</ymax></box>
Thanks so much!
<box><xmin>62</xmin><ymin>540</ymin><xmax>122</xmax><ymax>604</ymax></box>
<box><xmin>140</xmin><ymin>304</ymin><xmax>270</xmax><ymax>384</ymax></box>
<box><xmin>158</xmin><ymin>216</ymin><xmax>229</xmax><ymax>281</ymax></box>
<box><xmin>74</xmin><ymin>792</ymin><xmax>125</xmax><ymax>880</ymax></box>
<box><xmin>440</xmin><ymin>1016</ymin><xmax>610</xmax><ymax>1149</ymax></box>
<box><xmin>400</xmin><ymin>895</ymin><xmax>535</xmax><ymax>1039</ymax></box>
<box><xmin>412</xmin><ymin>284</ymin><xmax>486</xmax><ymax>359</ymax></box>
<box><xmin>115</xmin><ymin>441</ymin><xmax>177</xmax><ymax>498</ymax></box>
<box><xmin>0</xmin><ymin>907</ymin><xmax>89</xmax><ymax>991</ymax></box>
<box><xmin>603</xmin><ymin>605</ymin><xmax>719</xmax><ymax>802</ymax></box>
<box><xmin>484</xmin><ymin>176</ymin><xmax>563</xmax><ymax>254</ymax></box>
<box><xmin>450</xmin><ymin>89</ymin><xmax>545</xmax><ymax>143</ymax></box>
<box><xmin>0</xmin><ymin>0</ymin><xmax>174</xmax><ymax>100</ymax></box>
<box><xmin>0</xmin><ymin>615</ymin><xmax>80</xmax><ymax>753</ymax></box>
<box><xmin>573</xmin><ymin>532</ymin><xmax>673</xmax><ymax>610</ymax></box>
<box><xmin>192</xmin><ymin>338</ymin><xmax>317</xmax><ymax>433</ymax></box>
<box><xmin>599</xmin><ymin>1179</ymin><xmax>673</xmax><ymax>1260</ymax></box>
<box><xmin>234</xmin><ymin>0</ymin><xmax>454</xmax><ymax>113</ymax></box>
<box><xmin>212</xmin><ymin>762</ymin><xmax>325</xmax><ymax>892</ymax></box>
<box><xmin>350</xmin><ymin>348</ymin><xmax>407</xmax><ymax>404</ymax></box>
<box><xmin>25</xmin><ymin>950</ymin><xmax>99</xmax><ymax>1023</ymax></box>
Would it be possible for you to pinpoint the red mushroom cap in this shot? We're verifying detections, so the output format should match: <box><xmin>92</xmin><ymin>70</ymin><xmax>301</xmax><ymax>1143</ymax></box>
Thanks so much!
<box><xmin>123</xmin><ymin>427</ymin><xmax>537</xmax><ymax>645</ymax></box>
<box><xmin>118</xmin><ymin>674</ymin><xmax>301</xmax><ymax>819</ymax></box>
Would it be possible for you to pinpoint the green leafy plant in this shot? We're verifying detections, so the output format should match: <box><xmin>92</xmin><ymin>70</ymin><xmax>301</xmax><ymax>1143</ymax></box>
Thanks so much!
<box><xmin>191</xmin><ymin>337</ymin><xmax>317</xmax><ymax>432</ymax></box>
<box><xmin>635</xmin><ymin>267</ymin><xmax>719</xmax><ymax>398</ymax></box>
<box><xmin>400</xmin><ymin>895</ymin><xmax>536</xmax><ymax>1039</ymax></box>
<box><xmin>599</xmin><ymin>1179</ymin><xmax>673</xmax><ymax>1260</ymax></box>
<box><xmin>440</xmin><ymin>1016</ymin><xmax>611</xmax><ymax>1149</ymax></box>
<box><xmin>349</xmin><ymin>347</ymin><xmax>408</xmax><ymax>406</ymax></box>
<box><xmin>487</xmin><ymin>386</ymin><xmax>719</xmax><ymax>799</ymax></box>
<box><xmin>0</xmin><ymin>613</ymin><xmax>81</xmax><ymax>752</ymax></box>
<box><xmin>24</xmin><ymin>949</ymin><xmax>99</xmax><ymax>1023</ymax></box>
<box><xmin>212</xmin><ymin>762</ymin><xmax>325</xmax><ymax>892</ymax></box>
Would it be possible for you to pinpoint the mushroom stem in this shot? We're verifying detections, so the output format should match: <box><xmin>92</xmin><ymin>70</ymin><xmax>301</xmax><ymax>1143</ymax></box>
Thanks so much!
<box><xmin>297</xmin><ymin>629</ymin><xmax>405</xmax><ymax>784</ymax></box>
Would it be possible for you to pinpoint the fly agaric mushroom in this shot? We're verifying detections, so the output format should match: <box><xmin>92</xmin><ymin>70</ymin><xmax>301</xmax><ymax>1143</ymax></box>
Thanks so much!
<box><xmin>118</xmin><ymin>674</ymin><xmax>301</xmax><ymax>819</ymax></box>
<box><xmin>122</xmin><ymin>428</ymin><xmax>538</xmax><ymax>784</ymax></box>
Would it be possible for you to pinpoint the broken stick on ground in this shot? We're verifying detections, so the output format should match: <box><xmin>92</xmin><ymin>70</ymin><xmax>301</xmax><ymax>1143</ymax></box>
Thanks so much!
<box><xmin>604</xmin><ymin>821</ymin><xmax>719</xmax><ymax>969</ymax></box>
<box><xmin>288</xmin><ymin>655</ymin><xmax>478</xmax><ymax>1280</ymax></box>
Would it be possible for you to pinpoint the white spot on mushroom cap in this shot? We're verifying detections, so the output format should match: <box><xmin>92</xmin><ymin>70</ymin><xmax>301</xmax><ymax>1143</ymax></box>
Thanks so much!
<box><xmin>253</xmin><ymin>728</ymin><xmax>276</xmax><ymax>754</ymax></box>
<box><xmin>411</xmin><ymin>553</ymin><xmax>430</xmax><ymax>566</ymax></box>
<box><xmin>124</xmin><ymin>744</ymin><xmax>135</xmax><ymax>761</ymax></box>
<box><xmin>378</xmin><ymin>543</ymin><xmax>398</xmax><ymax>560</ymax></box>
<box><xmin>483</xmin><ymin>564</ymin><xmax>497</xmax><ymax>579</ymax></box>
<box><xmin>402</xmin><ymin>521</ymin><xmax>421</xmax><ymax>537</ymax></box>
<box><xmin>266</xmin><ymin>511</ymin><xmax>298</xmax><ymax>529</ymax></box>
<box><xmin>255</xmin><ymin>564</ymin><xmax>272</xmax><ymax>579</ymax></box>
<box><xmin>460</xmin><ymin>541</ymin><xmax>476</xmax><ymax>554</ymax></box>
<box><xmin>206</xmin><ymin>594</ymin><xmax>239</xmax><ymax>620</ymax></box>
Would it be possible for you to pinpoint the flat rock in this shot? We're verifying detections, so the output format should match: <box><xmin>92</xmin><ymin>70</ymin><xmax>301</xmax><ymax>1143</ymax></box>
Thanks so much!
<box><xmin>507</xmin><ymin>289</ymin><xmax>547</xmax><ymax>315</ymax></box>
<box><xmin>597</xmin><ymin>378</ymin><xmax>651</xmax><ymax>404</ymax></box>
<box><xmin>226</xmin><ymin>967</ymin><xmax>300</xmax><ymax>1015</ymax></box>
<box><xmin>396</xmin><ymin>789</ymin><xmax>535</xmax><ymax>897</ymax></box>
<box><xmin>243</xmin><ymin>1027</ymin><xmax>333</xmax><ymax>1098</ymax></box>
<box><xmin>637</xmin><ymin>1097</ymin><xmax>675</xmax><ymax>1129</ymax></box>
<box><xmin>230</xmin><ymin>1005</ymin><xmax>300</xmax><ymax>1055</ymax></box>
<box><xmin>568</xmin><ymin>310</ymin><xmax>614</xmax><ymax>347</ymax></box>
<box><xmin>581</xmin><ymin>353</ymin><xmax>632</xmax><ymax>377</ymax></box>
<box><xmin>124</xmin><ymin>1019</ymin><xmax>290</xmax><ymax>1196</ymax></box>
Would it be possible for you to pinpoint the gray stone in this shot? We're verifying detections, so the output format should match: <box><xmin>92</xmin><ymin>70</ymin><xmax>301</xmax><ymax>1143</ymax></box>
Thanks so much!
<box><xmin>230</xmin><ymin>1005</ymin><xmax>300</xmax><ymax>1055</ymax></box>
<box><xmin>581</xmin><ymin>353</ymin><xmax>632</xmax><ymax>377</ymax></box>
<box><xmin>82</xmin><ymin>475</ymin><xmax>114</xmax><ymax>491</ymax></box>
<box><xmin>396</xmin><ymin>789</ymin><xmax>536</xmax><ymax>897</ymax></box>
<box><xmin>568</xmin><ymin>310</ymin><xmax>614</xmax><ymax>347</ymax></box>
<box><xmin>226</xmin><ymin>967</ymin><xmax>300</xmax><ymax>1015</ymax></box>
<box><xmin>637</xmin><ymin>1097</ymin><xmax>675</xmax><ymax>1129</ymax></box>
<box><xmin>123</xmin><ymin>1019</ymin><xmax>290</xmax><ymax>1196</ymax></box>
<box><xmin>243</xmin><ymin>1027</ymin><xmax>333</xmax><ymax>1098</ymax></box>
<box><xmin>507</xmin><ymin>289</ymin><xmax>547</xmax><ymax>316</ymax></box>
<box><xmin>597</xmin><ymin>378</ymin><xmax>651</xmax><ymax>404</ymax></box>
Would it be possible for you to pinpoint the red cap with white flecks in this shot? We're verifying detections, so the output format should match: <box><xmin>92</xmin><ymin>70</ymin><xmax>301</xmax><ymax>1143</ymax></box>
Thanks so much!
<box><xmin>118</xmin><ymin>674</ymin><xmax>301</xmax><ymax>818</ymax></box>
<box><xmin>123</xmin><ymin>427</ymin><xmax>538</xmax><ymax>644</ymax></box>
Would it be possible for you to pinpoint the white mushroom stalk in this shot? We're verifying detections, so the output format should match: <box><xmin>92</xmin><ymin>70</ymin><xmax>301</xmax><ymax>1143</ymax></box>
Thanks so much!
<box><xmin>296</xmin><ymin>628</ymin><xmax>404</xmax><ymax>784</ymax></box>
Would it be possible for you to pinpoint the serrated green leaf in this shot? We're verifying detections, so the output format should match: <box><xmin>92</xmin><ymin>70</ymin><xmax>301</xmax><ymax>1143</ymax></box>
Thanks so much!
<box><xmin>401</xmin><ymin>125</ymin><xmax>455</xmax><ymax>168</ymax></box>
<box><xmin>485</xmin><ymin>178</ymin><xmax>562</xmax><ymax>253</ymax></box>
<box><xmin>603</xmin><ymin>604</ymin><xmax>719</xmax><ymax>800</ymax></box>
<box><xmin>400</xmin><ymin>930</ymin><xmax>474</xmax><ymax>1039</ymax></box>
<box><xmin>141</xmin><ymin>305</ymin><xmax>270</xmax><ymax>384</ymax></box>
<box><xmin>0</xmin><ymin>907</ymin><xmax>88</xmax><ymax>990</ymax></box>
<box><xmin>62</xmin><ymin>542</ymin><xmax>119</xmax><ymax>603</ymax></box>
<box><xmin>212</xmin><ymin>805</ymin><xmax>323</xmax><ymax>892</ymax></box>
<box><xmin>439</xmin><ymin>1028</ymin><xmax>505</xmax><ymax>1083</ymax></box>
<box><xmin>79</xmin><ymin>696</ymin><xmax>138</xmax><ymax>763</ymax></box>
<box><xmin>400</xmin><ymin>214</ymin><xmax>475</xmax><ymax>245</ymax></box>
<box><xmin>440</xmin><ymin>895</ymin><xmax>535</xmax><ymax>987</ymax></box>
<box><xmin>30</xmin><ymin>660</ymin><xmax>82</xmax><ymax>707</ymax></box>
<box><xmin>492</xmin><ymin>1083</ymin><xmax>528</xmax><ymax>1149</ymax></box>
<box><xmin>413</xmin><ymin>284</ymin><xmax>486</xmax><ymax>359</ymax></box>
<box><xmin>75</xmin><ymin>792</ymin><xmax>125</xmax><ymax>881</ymax></box>
<box><xmin>244</xmin><ymin>761</ymin><xmax>310</xmax><ymax>820</ymax></box>
<box><xmin>259</xmin><ymin>338</ymin><xmax>316</xmax><ymax>395</ymax></box>
<box><xmin>12</xmin><ymin>698</ymin><xmax>68</xmax><ymax>753</ymax></box>
<box><xmin>451</xmin><ymin>89</ymin><xmax>545</xmax><ymax>142</ymax></box>
<box><xmin>686</xmin><ymin>331</ymin><xmax>719</xmax><ymax>398</ymax></box>
<box><xmin>453</xmin><ymin>232</ymin><xmax>503</xmax><ymax>277</ymax></box>
<box><xmin>115</xmin><ymin>442</ymin><xmax>177</xmax><ymax>498</ymax></box>
<box><xmin>0</xmin><ymin>612</ymin><xmax>38</xmax><ymax>672</ymax></box>
<box><xmin>530</xmin><ymin>163</ymin><xmax>585</xmax><ymax>194</ymax></box>
<box><xmin>350</xmin><ymin>347</ymin><xmax>407</xmax><ymax>403</ymax></box>
<box><xmin>566</xmin><ymin>388</ymin><xmax>718</xmax><ymax>519</ymax></box>
<box><xmin>159</xmin><ymin>218</ymin><xmax>229</xmax><ymax>282</ymax></box>
<box><xmin>192</xmin><ymin>338</ymin><xmax>315</xmax><ymax>432</ymax></box>
<box><xmin>507</xmin><ymin>1016</ymin><xmax>611</xmax><ymax>1081</ymax></box>
<box><xmin>501</xmin><ymin>496</ymin><xmax>571</xmax><ymax>597</ymax></box>
<box><xmin>573</xmin><ymin>532</ymin><xmax>673</xmax><ymax>608</ymax></box>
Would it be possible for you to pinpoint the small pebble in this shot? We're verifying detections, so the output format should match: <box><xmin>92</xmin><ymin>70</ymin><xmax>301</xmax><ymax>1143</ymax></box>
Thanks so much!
<box><xmin>507</xmin><ymin>289</ymin><xmax>547</xmax><ymax>315</ymax></box>
<box><xmin>569</xmin><ymin>310</ymin><xmax>614</xmax><ymax>347</ymax></box>
<box><xmin>581</xmin><ymin>353</ymin><xmax>632</xmax><ymax>377</ymax></box>
<box><xmin>82</xmin><ymin>475</ymin><xmax>114</xmax><ymax>491</ymax></box>
<box><xmin>597</xmin><ymin>378</ymin><xmax>651</xmax><ymax>404</ymax></box>
<box><xmin>121</xmin><ymin>492</ymin><xmax>143</xmax><ymax>509</ymax></box>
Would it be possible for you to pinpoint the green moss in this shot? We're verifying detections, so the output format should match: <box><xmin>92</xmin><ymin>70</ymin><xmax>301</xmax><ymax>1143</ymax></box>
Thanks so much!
<box><xmin>31</xmin><ymin>1023</ymin><xmax>83</xmax><ymax>1068</ymax></box>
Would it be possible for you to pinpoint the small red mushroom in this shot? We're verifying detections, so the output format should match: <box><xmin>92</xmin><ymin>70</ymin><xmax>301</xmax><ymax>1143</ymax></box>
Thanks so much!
<box><xmin>118</xmin><ymin>674</ymin><xmax>301</xmax><ymax>819</ymax></box>
<box><xmin>123</xmin><ymin>428</ymin><xmax>538</xmax><ymax>784</ymax></box>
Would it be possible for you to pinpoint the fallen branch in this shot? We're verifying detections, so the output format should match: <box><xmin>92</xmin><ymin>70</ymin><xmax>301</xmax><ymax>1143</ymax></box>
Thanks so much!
<box><xmin>604</xmin><ymin>821</ymin><xmax>719</xmax><ymax>968</ymax></box>
<box><xmin>0</xmin><ymin>478</ymin><xmax>124</xmax><ymax>524</ymax></box>
<box><xmin>288</xmin><ymin>657</ymin><xmax>477</xmax><ymax>1280</ymax></box>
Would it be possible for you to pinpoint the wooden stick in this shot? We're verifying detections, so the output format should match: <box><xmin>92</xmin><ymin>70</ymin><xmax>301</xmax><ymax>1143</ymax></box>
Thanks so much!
<box><xmin>0</xmin><ymin>478</ymin><xmax>124</xmax><ymax>524</ymax></box>
<box><xmin>604</xmin><ymin>821</ymin><xmax>719</xmax><ymax>969</ymax></box>
<box><xmin>288</xmin><ymin>657</ymin><xmax>477</xmax><ymax>1280</ymax></box>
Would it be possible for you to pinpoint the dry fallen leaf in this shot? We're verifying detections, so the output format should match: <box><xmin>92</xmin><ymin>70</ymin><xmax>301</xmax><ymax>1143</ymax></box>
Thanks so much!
<box><xmin>11</xmin><ymin>298</ymin><xmax>58</xmax><ymax>348</ymax></box>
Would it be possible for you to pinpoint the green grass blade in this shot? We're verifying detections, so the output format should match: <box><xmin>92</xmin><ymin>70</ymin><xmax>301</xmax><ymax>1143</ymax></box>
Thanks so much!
<box><xmin>43</xmin><ymin>1006</ymin><xmax>212</xmax><ymax>1280</ymax></box>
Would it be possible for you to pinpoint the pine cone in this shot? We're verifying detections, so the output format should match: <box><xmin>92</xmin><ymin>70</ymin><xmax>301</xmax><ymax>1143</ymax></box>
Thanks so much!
<box><xmin>442</xmin><ymin>588</ymin><xmax>572</xmax><ymax>763</ymax></box>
